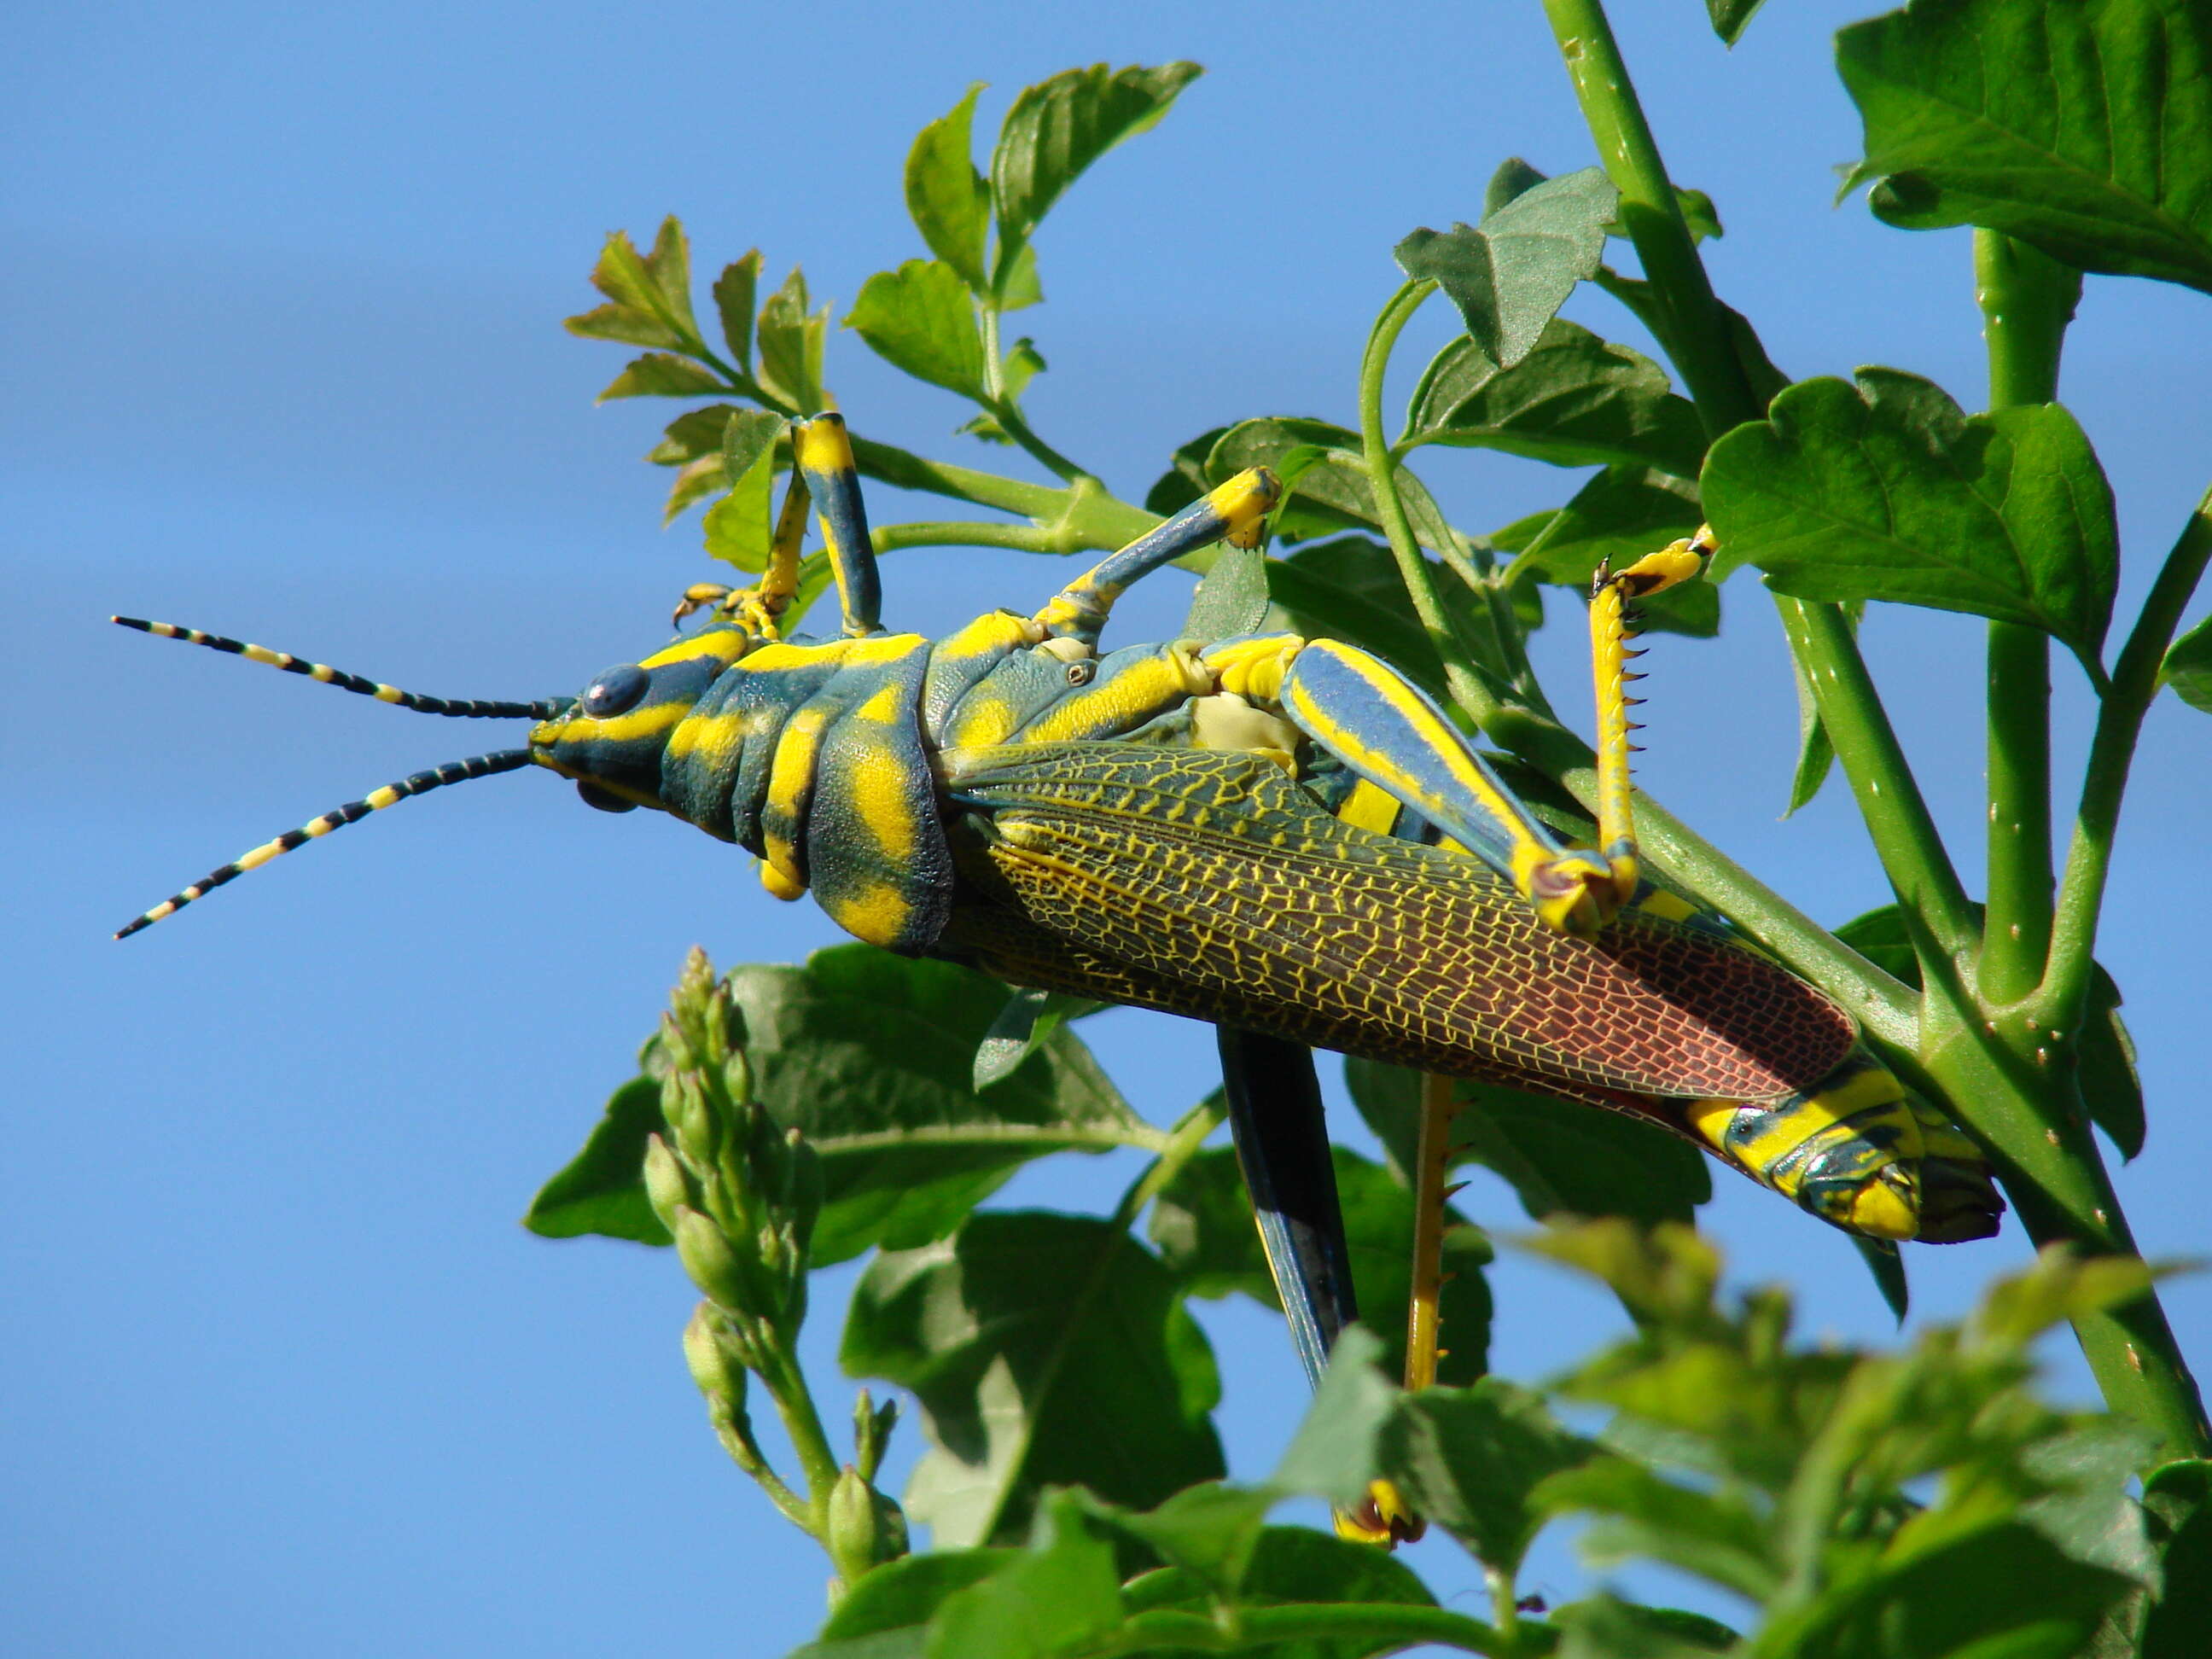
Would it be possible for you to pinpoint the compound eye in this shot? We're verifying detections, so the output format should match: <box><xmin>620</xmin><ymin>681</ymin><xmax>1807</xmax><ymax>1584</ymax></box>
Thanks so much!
<box><xmin>581</xmin><ymin>663</ymin><xmax>649</xmax><ymax>718</ymax></box>
<box><xmin>576</xmin><ymin>781</ymin><xmax>638</xmax><ymax>813</ymax></box>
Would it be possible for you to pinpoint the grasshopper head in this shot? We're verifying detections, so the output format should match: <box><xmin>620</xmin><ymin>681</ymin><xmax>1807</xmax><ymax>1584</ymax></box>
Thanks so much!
<box><xmin>531</xmin><ymin>622</ymin><xmax>756</xmax><ymax>813</ymax></box>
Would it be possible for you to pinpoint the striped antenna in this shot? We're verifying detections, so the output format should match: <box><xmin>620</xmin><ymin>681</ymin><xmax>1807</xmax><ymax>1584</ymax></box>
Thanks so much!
<box><xmin>114</xmin><ymin>749</ymin><xmax>536</xmax><ymax>939</ymax></box>
<box><xmin>113</xmin><ymin>617</ymin><xmax>570</xmax><ymax>719</ymax></box>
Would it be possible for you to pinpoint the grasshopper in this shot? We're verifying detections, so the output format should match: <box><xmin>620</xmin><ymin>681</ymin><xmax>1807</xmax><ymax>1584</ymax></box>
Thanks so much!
<box><xmin>116</xmin><ymin>412</ymin><xmax>2002</xmax><ymax>1541</ymax></box>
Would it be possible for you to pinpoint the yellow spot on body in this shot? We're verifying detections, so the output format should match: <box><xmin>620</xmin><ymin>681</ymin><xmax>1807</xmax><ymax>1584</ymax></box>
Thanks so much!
<box><xmin>1633</xmin><ymin>888</ymin><xmax>1698</xmax><ymax>923</ymax></box>
<box><xmin>667</xmin><ymin>709</ymin><xmax>744</xmax><ymax>763</ymax></box>
<box><xmin>845</xmin><ymin>745</ymin><xmax>917</xmax><ymax>861</ymax></box>
<box><xmin>946</xmin><ymin>692</ymin><xmax>1018</xmax><ymax>748</ymax></box>
<box><xmin>827</xmin><ymin>878</ymin><xmax>914</xmax><ymax>948</ymax></box>
<box><xmin>574</xmin><ymin>701</ymin><xmax>687</xmax><ymax>745</ymax></box>
<box><xmin>853</xmin><ymin>681</ymin><xmax>905</xmax><ymax>724</ymax></box>
<box><xmin>760</xmin><ymin>862</ymin><xmax>806</xmax><ymax>901</ymax></box>
<box><xmin>1337</xmin><ymin>778</ymin><xmax>1400</xmax><ymax>835</ymax></box>
<box><xmin>643</xmin><ymin>631</ymin><xmax>753</xmax><ymax>669</ymax></box>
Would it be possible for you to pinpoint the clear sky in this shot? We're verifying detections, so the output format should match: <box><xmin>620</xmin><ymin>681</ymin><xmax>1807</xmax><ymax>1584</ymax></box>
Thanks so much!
<box><xmin>8</xmin><ymin>3</ymin><xmax>2210</xmax><ymax>1654</ymax></box>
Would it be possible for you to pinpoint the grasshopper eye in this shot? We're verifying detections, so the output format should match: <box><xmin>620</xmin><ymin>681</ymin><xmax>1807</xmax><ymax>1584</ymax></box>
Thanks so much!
<box><xmin>576</xmin><ymin>781</ymin><xmax>637</xmax><ymax>813</ymax></box>
<box><xmin>583</xmin><ymin>664</ymin><xmax>649</xmax><ymax>717</ymax></box>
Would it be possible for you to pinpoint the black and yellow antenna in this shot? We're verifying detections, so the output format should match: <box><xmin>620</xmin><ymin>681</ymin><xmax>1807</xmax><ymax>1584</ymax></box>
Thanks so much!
<box><xmin>114</xmin><ymin>749</ymin><xmax>537</xmax><ymax>938</ymax></box>
<box><xmin>112</xmin><ymin>617</ymin><xmax>570</xmax><ymax>719</ymax></box>
<box><xmin>111</xmin><ymin>616</ymin><xmax>566</xmax><ymax>938</ymax></box>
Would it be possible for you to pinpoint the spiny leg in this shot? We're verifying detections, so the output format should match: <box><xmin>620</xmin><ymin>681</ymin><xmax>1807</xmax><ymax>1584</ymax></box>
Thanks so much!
<box><xmin>671</xmin><ymin>453</ymin><xmax>817</xmax><ymax>639</ymax></box>
<box><xmin>1034</xmin><ymin>469</ymin><xmax>1281</xmax><ymax>648</ymax></box>
<box><xmin>1587</xmin><ymin>525</ymin><xmax>1714</xmax><ymax>904</ymax></box>
<box><xmin>1208</xmin><ymin>634</ymin><xmax>1622</xmax><ymax>939</ymax></box>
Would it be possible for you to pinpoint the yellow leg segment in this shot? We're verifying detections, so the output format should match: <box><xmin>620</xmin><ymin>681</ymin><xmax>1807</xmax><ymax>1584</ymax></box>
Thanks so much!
<box><xmin>1587</xmin><ymin>525</ymin><xmax>1715</xmax><ymax>905</ymax></box>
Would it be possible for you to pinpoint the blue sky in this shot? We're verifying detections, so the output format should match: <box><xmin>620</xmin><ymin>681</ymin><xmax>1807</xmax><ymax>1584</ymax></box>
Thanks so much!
<box><xmin>8</xmin><ymin>3</ymin><xmax>2210</xmax><ymax>1653</ymax></box>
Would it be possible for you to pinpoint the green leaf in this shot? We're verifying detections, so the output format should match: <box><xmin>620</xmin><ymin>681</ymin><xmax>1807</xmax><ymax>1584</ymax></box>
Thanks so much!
<box><xmin>1533</xmin><ymin>1455</ymin><xmax>1778</xmax><ymax>1601</ymax></box>
<box><xmin>1266</xmin><ymin>538</ymin><xmax>1448</xmax><ymax>701</ymax></box>
<box><xmin>1550</xmin><ymin>1594</ymin><xmax>1738</xmax><ymax>1658</ymax></box>
<box><xmin>742</xmin><ymin>946</ymin><xmax>1147</xmax><ymax>1263</ymax></box>
<box><xmin>1404</xmin><ymin>317</ymin><xmax>1707</xmax><ymax>476</ymax></box>
<box><xmin>1493</xmin><ymin>466</ymin><xmax>1717</xmax><ymax>637</ymax></box>
<box><xmin>907</xmin><ymin>84</ymin><xmax>993</xmax><ymax>294</ymax></box>
<box><xmin>1703</xmin><ymin>370</ymin><xmax>2119</xmax><ymax>664</ymax></box>
<box><xmin>793</xmin><ymin>1548</ymin><xmax>1013</xmax><ymax>1659</ymax></box>
<box><xmin>1383</xmin><ymin>1380</ymin><xmax>1601</xmax><ymax>1575</ymax></box>
<box><xmin>2165</xmin><ymin>614</ymin><xmax>2212</xmax><ymax>713</ymax></box>
<box><xmin>989</xmin><ymin>62</ymin><xmax>1202</xmax><ymax>287</ymax></box>
<box><xmin>701</xmin><ymin>410</ymin><xmax>785</xmax><ymax>572</ymax></box>
<box><xmin>566</xmin><ymin>224</ymin><xmax>697</xmax><ymax>349</ymax></box>
<box><xmin>594</xmin><ymin>352</ymin><xmax>725</xmax><ymax>402</ymax></box>
<box><xmin>645</xmin><ymin>405</ymin><xmax>744</xmax><ymax>467</ymax></box>
<box><xmin>1348</xmin><ymin>1062</ymin><xmax>1711</xmax><ymax>1226</ymax></box>
<box><xmin>1395</xmin><ymin>167</ymin><xmax>1618</xmax><ymax>367</ymax></box>
<box><xmin>923</xmin><ymin>1490</ymin><xmax>1124</xmax><ymax>1659</ymax></box>
<box><xmin>643</xmin><ymin>216</ymin><xmax>698</xmax><ymax>336</ymax></box>
<box><xmin>1121</xmin><ymin>1525</ymin><xmax>1436</xmax><ymax>1658</ymax></box>
<box><xmin>2142</xmin><ymin>1459</ymin><xmax>2212</xmax><ymax>1659</ymax></box>
<box><xmin>1833</xmin><ymin>905</ymin><xmax>2143</xmax><ymax>1160</ymax></box>
<box><xmin>971</xmin><ymin>988</ymin><xmax>1098</xmax><ymax>1094</ymax></box>
<box><xmin>847</xmin><ymin>259</ymin><xmax>989</xmax><ymax>400</ymax></box>
<box><xmin>1080</xmin><ymin>1483</ymin><xmax>1275</xmax><ymax>1598</ymax></box>
<box><xmin>1483</xmin><ymin>155</ymin><xmax>1720</xmax><ymax>244</ymax></box>
<box><xmin>1783</xmin><ymin>601</ymin><xmax>1863</xmax><ymax>814</ymax></box>
<box><xmin>1207</xmin><ymin>418</ymin><xmax>1459</xmax><ymax>554</ymax></box>
<box><xmin>1708</xmin><ymin>0</ymin><xmax>1769</xmax><ymax>48</ymax></box>
<box><xmin>1839</xmin><ymin>0</ymin><xmax>2212</xmax><ymax>294</ymax></box>
<box><xmin>1150</xmin><ymin>1146</ymin><xmax>1493</xmax><ymax>1386</ymax></box>
<box><xmin>841</xmin><ymin>1211</ymin><xmax>1224</xmax><ymax>1546</ymax></box>
<box><xmin>711</xmin><ymin>249</ymin><xmax>762</xmax><ymax>369</ymax></box>
<box><xmin>522</xmin><ymin>1078</ymin><xmax>672</xmax><ymax>1245</ymax></box>
<box><xmin>757</xmin><ymin>265</ymin><xmax>828</xmax><ymax>413</ymax></box>
<box><xmin>1183</xmin><ymin>539</ymin><xmax>1272</xmax><ymax>638</ymax></box>
<box><xmin>1807</xmin><ymin>1521</ymin><xmax>2135</xmax><ymax>1659</ymax></box>
<box><xmin>1270</xmin><ymin>1324</ymin><xmax>1399</xmax><ymax>1509</ymax></box>
<box><xmin>663</xmin><ymin>454</ymin><xmax>729</xmax><ymax>524</ymax></box>
<box><xmin>1145</xmin><ymin>428</ymin><xmax>1226</xmax><ymax>519</ymax></box>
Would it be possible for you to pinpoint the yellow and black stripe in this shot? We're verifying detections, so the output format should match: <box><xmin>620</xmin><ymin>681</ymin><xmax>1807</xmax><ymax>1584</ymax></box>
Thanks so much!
<box><xmin>113</xmin><ymin>617</ymin><xmax>568</xmax><ymax>719</ymax></box>
<box><xmin>114</xmin><ymin>749</ymin><xmax>534</xmax><ymax>939</ymax></box>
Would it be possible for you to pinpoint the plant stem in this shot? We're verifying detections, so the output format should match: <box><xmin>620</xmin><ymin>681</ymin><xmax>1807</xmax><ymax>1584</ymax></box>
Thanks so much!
<box><xmin>1541</xmin><ymin>0</ymin><xmax>1759</xmax><ymax>436</ymax></box>
<box><xmin>846</xmin><ymin>434</ymin><xmax>1156</xmax><ymax>550</ymax></box>
<box><xmin>1359</xmin><ymin>279</ymin><xmax>1493</xmax><ymax>719</ymax></box>
<box><xmin>873</xmin><ymin>519</ymin><xmax>1090</xmax><ymax>557</ymax></box>
<box><xmin>759</xmin><ymin>1337</ymin><xmax>846</xmax><ymax>1528</ymax></box>
<box><xmin>1092</xmin><ymin>1603</ymin><xmax>1502</xmax><ymax>1656</ymax></box>
<box><xmin>1918</xmin><ymin>987</ymin><xmax>2211</xmax><ymax>1456</ymax></box>
<box><xmin>1976</xmin><ymin>232</ymin><xmax>2076</xmax><ymax>1010</ymax></box>
<box><xmin>2045</xmin><ymin>487</ymin><xmax>2212</xmax><ymax>1032</ymax></box>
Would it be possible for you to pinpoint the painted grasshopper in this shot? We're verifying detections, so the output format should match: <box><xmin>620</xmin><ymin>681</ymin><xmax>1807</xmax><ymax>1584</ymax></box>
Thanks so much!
<box><xmin>116</xmin><ymin>411</ymin><xmax>2001</xmax><ymax>1539</ymax></box>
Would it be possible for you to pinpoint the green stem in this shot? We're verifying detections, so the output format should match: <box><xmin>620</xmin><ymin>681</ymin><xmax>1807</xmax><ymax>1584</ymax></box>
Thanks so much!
<box><xmin>1541</xmin><ymin>0</ymin><xmax>1759</xmax><ymax>436</ymax></box>
<box><xmin>1544</xmin><ymin>0</ymin><xmax>1976</xmax><ymax>963</ymax></box>
<box><xmin>1083</xmin><ymin>1604</ymin><xmax>1502</xmax><ymax>1657</ymax></box>
<box><xmin>2045</xmin><ymin>487</ymin><xmax>2212</xmax><ymax>1031</ymax></box>
<box><xmin>1918</xmin><ymin>988</ymin><xmax>2211</xmax><ymax>1457</ymax></box>
<box><xmin>1773</xmin><ymin>600</ymin><xmax>1979</xmax><ymax>958</ymax></box>
<box><xmin>873</xmin><ymin>520</ymin><xmax>1089</xmax><ymax>557</ymax></box>
<box><xmin>846</xmin><ymin>435</ymin><xmax>1157</xmax><ymax>550</ymax></box>
<box><xmin>1976</xmin><ymin>232</ymin><xmax>2077</xmax><ymax>1009</ymax></box>
<box><xmin>758</xmin><ymin>1337</ymin><xmax>846</xmax><ymax>1529</ymax></box>
<box><xmin>1359</xmin><ymin>279</ymin><xmax>1493</xmax><ymax>717</ymax></box>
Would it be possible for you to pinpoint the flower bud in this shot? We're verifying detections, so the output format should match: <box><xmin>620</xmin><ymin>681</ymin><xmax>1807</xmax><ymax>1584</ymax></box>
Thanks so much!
<box><xmin>682</xmin><ymin>1302</ymin><xmax>748</xmax><ymax>1406</ymax></box>
<box><xmin>672</xmin><ymin>1206</ymin><xmax>763</xmax><ymax>1316</ymax></box>
<box><xmin>826</xmin><ymin>1464</ymin><xmax>908</xmax><ymax>1586</ymax></box>
<box><xmin>643</xmin><ymin>1134</ymin><xmax>692</xmax><ymax>1231</ymax></box>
